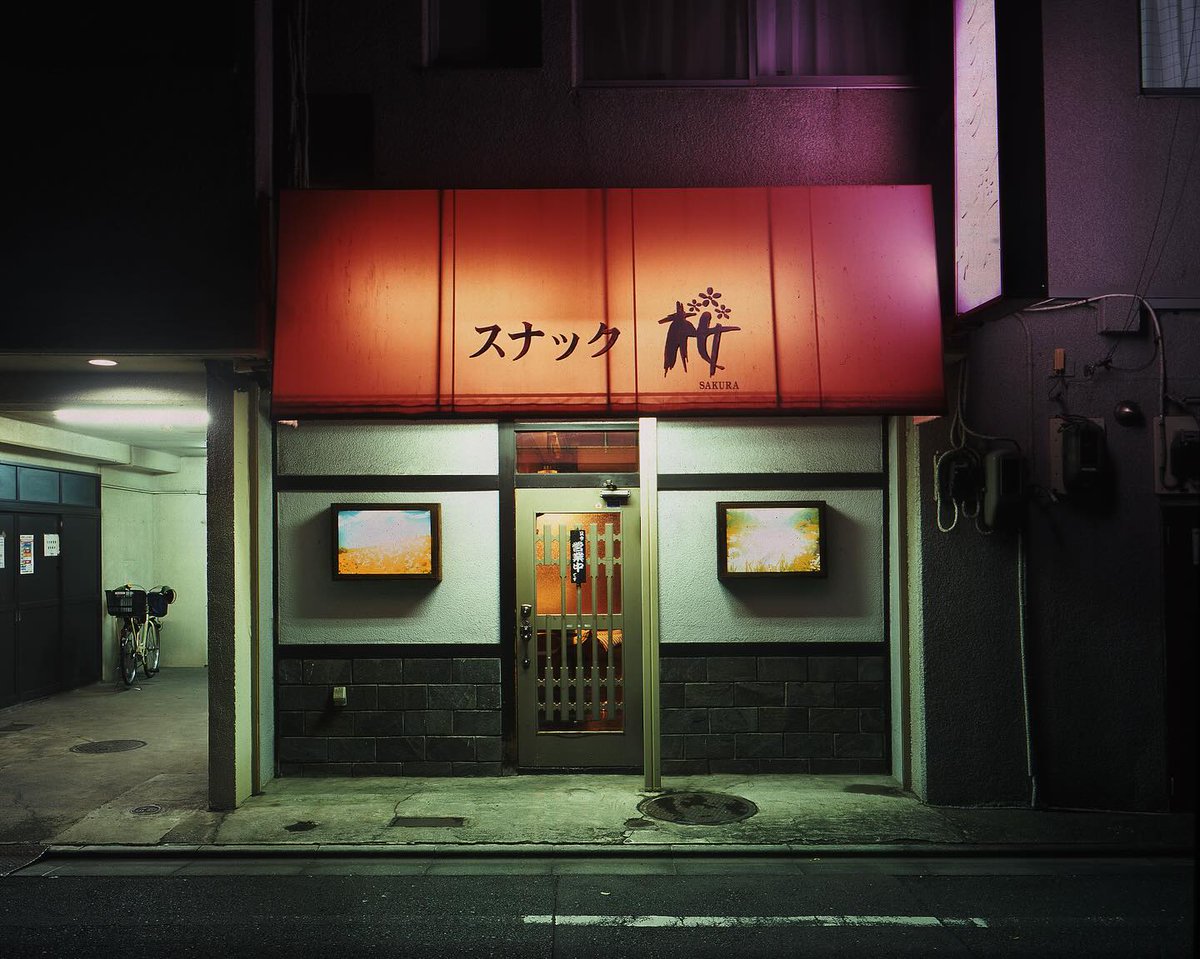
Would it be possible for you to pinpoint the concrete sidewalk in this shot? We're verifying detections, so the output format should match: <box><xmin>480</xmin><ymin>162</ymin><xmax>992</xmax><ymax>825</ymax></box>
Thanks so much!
<box><xmin>87</xmin><ymin>772</ymin><xmax>1194</xmax><ymax>855</ymax></box>
<box><xmin>0</xmin><ymin>668</ymin><xmax>1193</xmax><ymax>859</ymax></box>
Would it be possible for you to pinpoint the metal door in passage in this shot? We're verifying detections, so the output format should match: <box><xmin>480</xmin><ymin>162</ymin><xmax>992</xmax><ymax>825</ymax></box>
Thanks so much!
<box><xmin>14</xmin><ymin>512</ymin><xmax>62</xmax><ymax>702</ymax></box>
<box><xmin>515</xmin><ymin>488</ymin><xmax>642</xmax><ymax>768</ymax></box>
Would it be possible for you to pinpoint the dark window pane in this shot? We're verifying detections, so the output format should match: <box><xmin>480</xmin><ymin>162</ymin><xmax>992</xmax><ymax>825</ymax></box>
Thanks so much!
<box><xmin>61</xmin><ymin>473</ymin><xmax>99</xmax><ymax>507</ymax></box>
<box><xmin>1140</xmin><ymin>0</ymin><xmax>1199</xmax><ymax>91</ymax></box>
<box><xmin>17</xmin><ymin>467</ymin><xmax>59</xmax><ymax>503</ymax></box>
<box><xmin>754</xmin><ymin>0</ymin><xmax>915</xmax><ymax>78</ymax></box>
<box><xmin>580</xmin><ymin>0</ymin><xmax>749</xmax><ymax>81</ymax></box>
<box><xmin>432</xmin><ymin>0</ymin><xmax>542</xmax><ymax>68</ymax></box>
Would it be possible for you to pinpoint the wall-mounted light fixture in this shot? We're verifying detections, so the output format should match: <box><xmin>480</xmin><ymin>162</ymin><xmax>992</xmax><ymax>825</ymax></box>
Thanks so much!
<box><xmin>1113</xmin><ymin>401</ymin><xmax>1144</xmax><ymax>427</ymax></box>
<box><xmin>53</xmin><ymin>408</ymin><xmax>210</xmax><ymax>427</ymax></box>
<box><xmin>87</xmin><ymin>358</ymin><xmax>119</xmax><ymax>367</ymax></box>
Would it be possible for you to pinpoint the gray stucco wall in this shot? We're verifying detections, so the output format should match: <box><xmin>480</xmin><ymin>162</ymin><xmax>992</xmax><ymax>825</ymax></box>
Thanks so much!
<box><xmin>657</xmin><ymin>417</ymin><xmax>885</xmax><ymax>645</ymax></box>
<box><xmin>276</xmin><ymin>489</ymin><xmax>500</xmax><ymax>645</ymax></box>
<box><xmin>276</xmin><ymin>421</ymin><xmax>499</xmax><ymax>476</ymax></box>
<box><xmin>658</xmin><ymin>417</ymin><xmax>882</xmax><ymax>474</ymax></box>
<box><xmin>658</xmin><ymin>488</ymin><xmax>884</xmax><ymax>645</ymax></box>
<box><xmin>275</xmin><ymin>421</ymin><xmax>501</xmax><ymax>646</ymax></box>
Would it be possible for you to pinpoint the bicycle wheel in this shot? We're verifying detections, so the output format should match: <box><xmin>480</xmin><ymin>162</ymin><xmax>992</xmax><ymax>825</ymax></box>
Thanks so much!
<box><xmin>119</xmin><ymin>622</ymin><xmax>138</xmax><ymax>686</ymax></box>
<box><xmin>144</xmin><ymin>619</ymin><xmax>161</xmax><ymax>676</ymax></box>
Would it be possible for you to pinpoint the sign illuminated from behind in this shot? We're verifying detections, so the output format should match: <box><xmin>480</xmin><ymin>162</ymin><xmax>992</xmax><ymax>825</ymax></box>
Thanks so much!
<box><xmin>274</xmin><ymin>187</ymin><xmax>943</xmax><ymax>416</ymax></box>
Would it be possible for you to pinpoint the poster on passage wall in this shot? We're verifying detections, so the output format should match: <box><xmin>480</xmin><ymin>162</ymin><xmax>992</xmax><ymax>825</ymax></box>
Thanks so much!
<box><xmin>19</xmin><ymin>534</ymin><xmax>35</xmax><ymax>574</ymax></box>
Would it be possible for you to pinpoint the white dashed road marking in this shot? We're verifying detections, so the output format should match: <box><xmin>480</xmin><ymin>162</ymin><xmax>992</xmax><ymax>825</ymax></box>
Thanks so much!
<box><xmin>524</xmin><ymin>915</ymin><xmax>990</xmax><ymax>929</ymax></box>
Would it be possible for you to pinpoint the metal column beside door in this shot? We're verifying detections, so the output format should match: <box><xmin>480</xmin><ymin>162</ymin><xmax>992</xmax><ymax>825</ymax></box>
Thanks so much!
<box><xmin>515</xmin><ymin>488</ymin><xmax>642</xmax><ymax>768</ymax></box>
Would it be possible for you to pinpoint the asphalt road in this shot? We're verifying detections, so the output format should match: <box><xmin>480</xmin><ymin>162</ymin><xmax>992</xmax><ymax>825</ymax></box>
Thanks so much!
<box><xmin>2</xmin><ymin>855</ymin><xmax>1193</xmax><ymax>957</ymax></box>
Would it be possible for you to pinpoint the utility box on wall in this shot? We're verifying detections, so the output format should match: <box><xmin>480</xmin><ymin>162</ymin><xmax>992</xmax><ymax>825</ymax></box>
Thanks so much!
<box><xmin>1155</xmin><ymin>416</ymin><xmax>1200</xmax><ymax>495</ymax></box>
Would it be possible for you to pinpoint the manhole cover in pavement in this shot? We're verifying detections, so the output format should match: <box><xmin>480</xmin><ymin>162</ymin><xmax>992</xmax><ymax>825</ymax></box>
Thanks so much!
<box><xmin>638</xmin><ymin>791</ymin><xmax>758</xmax><ymax>826</ymax></box>
<box><xmin>70</xmin><ymin>740</ymin><xmax>147</xmax><ymax>754</ymax></box>
<box><xmin>131</xmin><ymin>804</ymin><xmax>163</xmax><ymax>815</ymax></box>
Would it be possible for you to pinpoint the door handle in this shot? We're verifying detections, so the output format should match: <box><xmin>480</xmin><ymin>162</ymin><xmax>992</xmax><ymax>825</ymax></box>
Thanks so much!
<box><xmin>519</xmin><ymin>630</ymin><xmax>532</xmax><ymax>668</ymax></box>
<box><xmin>519</xmin><ymin>604</ymin><xmax>533</xmax><ymax>668</ymax></box>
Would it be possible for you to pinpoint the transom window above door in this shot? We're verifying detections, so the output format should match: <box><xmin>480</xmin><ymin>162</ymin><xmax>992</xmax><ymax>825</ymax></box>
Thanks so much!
<box><xmin>516</xmin><ymin>429</ymin><xmax>639</xmax><ymax>475</ymax></box>
<box><xmin>577</xmin><ymin>0</ymin><xmax>918</xmax><ymax>86</ymax></box>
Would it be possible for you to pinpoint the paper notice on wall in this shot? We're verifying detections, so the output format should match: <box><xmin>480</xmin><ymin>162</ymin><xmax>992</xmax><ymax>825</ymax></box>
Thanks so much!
<box><xmin>0</xmin><ymin>532</ymin><xmax>5</xmax><ymax>569</ymax></box>
<box><xmin>19</xmin><ymin>534</ymin><xmax>35</xmax><ymax>574</ymax></box>
<box><xmin>43</xmin><ymin>533</ymin><xmax>60</xmax><ymax>557</ymax></box>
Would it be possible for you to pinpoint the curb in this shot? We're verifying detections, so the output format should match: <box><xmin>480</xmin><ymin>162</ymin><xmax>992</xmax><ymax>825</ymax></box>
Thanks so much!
<box><xmin>41</xmin><ymin>841</ymin><xmax>1196</xmax><ymax>860</ymax></box>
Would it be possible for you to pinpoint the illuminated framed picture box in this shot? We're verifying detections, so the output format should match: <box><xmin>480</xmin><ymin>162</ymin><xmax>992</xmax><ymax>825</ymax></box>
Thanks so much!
<box><xmin>331</xmin><ymin>503</ymin><xmax>442</xmax><ymax>581</ymax></box>
<box><xmin>716</xmin><ymin>501</ymin><xmax>828</xmax><ymax>580</ymax></box>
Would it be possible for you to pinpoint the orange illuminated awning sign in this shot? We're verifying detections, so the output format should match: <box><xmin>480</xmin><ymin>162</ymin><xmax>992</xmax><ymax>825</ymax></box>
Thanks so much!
<box><xmin>273</xmin><ymin>187</ymin><xmax>944</xmax><ymax>416</ymax></box>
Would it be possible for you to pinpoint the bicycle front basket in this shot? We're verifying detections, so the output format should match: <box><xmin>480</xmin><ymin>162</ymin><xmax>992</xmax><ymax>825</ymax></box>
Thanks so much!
<box><xmin>105</xmin><ymin>588</ymin><xmax>147</xmax><ymax>618</ymax></box>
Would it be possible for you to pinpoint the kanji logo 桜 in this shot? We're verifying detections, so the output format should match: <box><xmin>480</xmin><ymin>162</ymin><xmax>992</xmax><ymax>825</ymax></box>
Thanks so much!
<box><xmin>659</xmin><ymin>287</ymin><xmax>740</xmax><ymax>378</ymax></box>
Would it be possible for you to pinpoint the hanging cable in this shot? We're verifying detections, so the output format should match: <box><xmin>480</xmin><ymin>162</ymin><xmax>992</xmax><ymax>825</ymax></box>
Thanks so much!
<box><xmin>1016</xmin><ymin>528</ymin><xmax>1038</xmax><ymax>808</ymax></box>
<box><xmin>933</xmin><ymin>448</ymin><xmax>960</xmax><ymax>533</ymax></box>
<box><xmin>952</xmin><ymin>362</ymin><xmax>1021</xmax><ymax>454</ymax></box>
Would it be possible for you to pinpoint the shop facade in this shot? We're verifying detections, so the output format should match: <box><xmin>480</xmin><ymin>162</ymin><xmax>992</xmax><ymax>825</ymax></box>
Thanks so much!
<box><xmin>273</xmin><ymin>417</ymin><xmax>897</xmax><ymax>780</ymax></box>
<box><xmin>269</xmin><ymin>186</ymin><xmax>940</xmax><ymax>782</ymax></box>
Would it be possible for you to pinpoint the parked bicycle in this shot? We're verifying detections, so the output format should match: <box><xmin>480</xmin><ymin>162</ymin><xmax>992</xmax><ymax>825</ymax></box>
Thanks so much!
<box><xmin>105</xmin><ymin>584</ymin><xmax>176</xmax><ymax>685</ymax></box>
<box><xmin>144</xmin><ymin>585</ymin><xmax>176</xmax><ymax>677</ymax></box>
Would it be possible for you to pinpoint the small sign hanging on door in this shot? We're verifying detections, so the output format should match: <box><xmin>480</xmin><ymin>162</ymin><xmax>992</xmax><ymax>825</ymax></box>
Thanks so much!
<box><xmin>44</xmin><ymin>534</ymin><xmax>60</xmax><ymax>557</ymax></box>
<box><xmin>569</xmin><ymin>529</ymin><xmax>586</xmax><ymax>585</ymax></box>
<box><xmin>19</xmin><ymin>534</ymin><xmax>35</xmax><ymax>574</ymax></box>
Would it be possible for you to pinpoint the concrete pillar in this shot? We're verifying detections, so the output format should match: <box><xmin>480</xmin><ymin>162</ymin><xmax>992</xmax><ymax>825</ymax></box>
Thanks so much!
<box><xmin>253</xmin><ymin>387</ymin><xmax>275</xmax><ymax>791</ymax></box>
<box><xmin>206</xmin><ymin>364</ymin><xmax>256</xmax><ymax>810</ymax></box>
<box><xmin>905</xmin><ymin>413</ymin><xmax>1031</xmax><ymax>806</ymax></box>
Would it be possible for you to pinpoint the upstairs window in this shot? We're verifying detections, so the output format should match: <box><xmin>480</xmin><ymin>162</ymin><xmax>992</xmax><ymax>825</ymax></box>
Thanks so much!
<box><xmin>1140</xmin><ymin>0</ymin><xmax>1198</xmax><ymax>92</ymax></box>
<box><xmin>578</xmin><ymin>0</ymin><xmax>917</xmax><ymax>86</ymax></box>
<box><xmin>429</xmin><ymin>0</ymin><xmax>542</xmax><ymax>68</ymax></box>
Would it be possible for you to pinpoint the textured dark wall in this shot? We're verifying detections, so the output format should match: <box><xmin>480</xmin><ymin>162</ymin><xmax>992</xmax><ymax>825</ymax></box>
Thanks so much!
<box><xmin>661</xmin><ymin>652</ymin><xmax>889</xmax><ymax>776</ymax></box>
<box><xmin>295</xmin><ymin>1</ymin><xmax>929</xmax><ymax>189</ymax></box>
<box><xmin>910</xmin><ymin>1</ymin><xmax>1200</xmax><ymax>812</ymax></box>
<box><xmin>919</xmin><ymin>319</ymin><xmax>1199</xmax><ymax>810</ymax></box>
<box><xmin>913</xmin><ymin>413</ymin><xmax>1034</xmax><ymax>806</ymax></box>
<box><xmin>275</xmin><ymin>654</ymin><xmax>502</xmax><ymax>777</ymax></box>
<box><xmin>1042</xmin><ymin>0</ymin><xmax>1200</xmax><ymax>297</ymax></box>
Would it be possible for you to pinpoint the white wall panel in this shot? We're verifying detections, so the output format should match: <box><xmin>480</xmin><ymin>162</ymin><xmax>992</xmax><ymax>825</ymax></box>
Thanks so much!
<box><xmin>658</xmin><ymin>488</ymin><xmax>884</xmax><ymax>644</ymax></box>
<box><xmin>277</xmin><ymin>490</ymin><xmax>499</xmax><ymax>645</ymax></box>
<box><xmin>277</xmin><ymin>421</ymin><xmax>498</xmax><ymax>476</ymax></box>
<box><xmin>658</xmin><ymin>417</ymin><xmax>882</xmax><ymax>474</ymax></box>
<box><xmin>152</xmin><ymin>458</ymin><xmax>208</xmax><ymax>666</ymax></box>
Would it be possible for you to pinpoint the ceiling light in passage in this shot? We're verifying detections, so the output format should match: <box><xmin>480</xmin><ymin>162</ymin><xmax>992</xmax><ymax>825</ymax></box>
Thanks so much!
<box><xmin>87</xmin><ymin>358</ymin><xmax>119</xmax><ymax>367</ymax></box>
<box><xmin>53</xmin><ymin>408</ymin><xmax>210</xmax><ymax>427</ymax></box>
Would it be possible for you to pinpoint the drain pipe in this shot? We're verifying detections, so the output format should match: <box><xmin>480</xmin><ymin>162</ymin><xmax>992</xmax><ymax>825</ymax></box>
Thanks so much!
<box><xmin>1016</xmin><ymin>528</ymin><xmax>1039</xmax><ymax>808</ymax></box>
